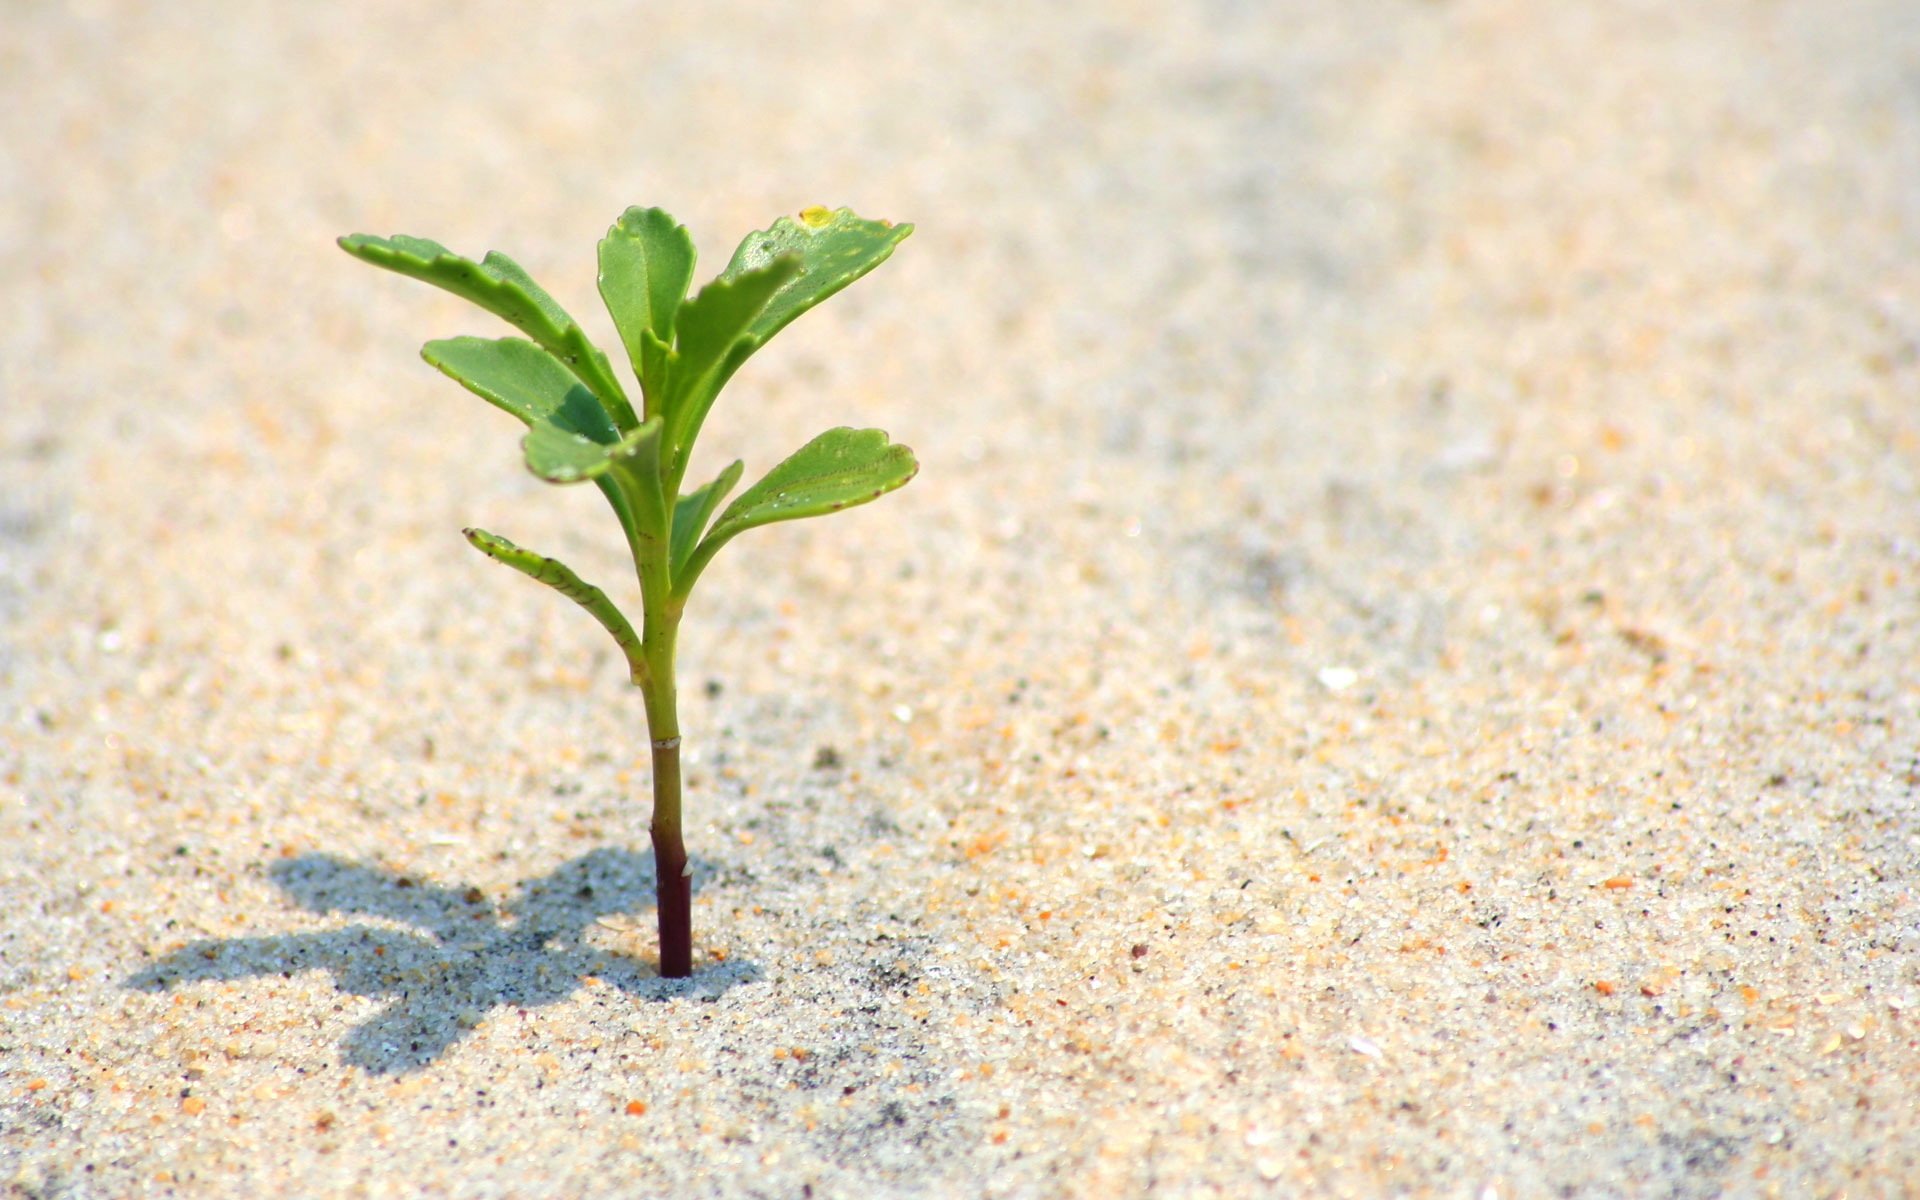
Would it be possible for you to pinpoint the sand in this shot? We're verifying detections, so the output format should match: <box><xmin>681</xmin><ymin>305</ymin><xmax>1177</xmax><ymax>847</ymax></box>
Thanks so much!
<box><xmin>4</xmin><ymin>2</ymin><xmax>1918</xmax><ymax>1196</ymax></box>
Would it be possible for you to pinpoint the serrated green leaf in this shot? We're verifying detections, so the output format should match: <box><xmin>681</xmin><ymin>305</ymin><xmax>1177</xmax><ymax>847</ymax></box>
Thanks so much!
<box><xmin>677</xmin><ymin>428</ymin><xmax>915</xmax><ymax>597</ymax></box>
<box><xmin>462</xmin><ymin>527</ymin><xmax>645</xmax><ymax>684</ymax></box>
<box><xmin>339</xmin><ymin>232</ymin><xmax>638</xmax><ymax>430</ymax></box>
<box><xmin>658</xmin><ymin>208</ymin><xmax>911</xmax><ymax>482</ymax></box>
<box><xmin>670</xmin><ymin>459</ymin><xmax>744</xmax><ymax>583</ymax></box>
<box><xmin>597</xmin><ymin>207</ymin><xmax>696</xmax><ymax>412</ymax></box>
<box><xmin>721</xmin><ymin>207</ymin><xmax>913</xmax><ymax>347</ymax></box>
<box><xmin>423</xmin><ymin>337</ymin><xmax>618</xmax><ymax>444</ymax></box>
<box><xmin>711</xmin><ymin>426</ymin><xmax>916</xmax><ymax>536</ymax></box>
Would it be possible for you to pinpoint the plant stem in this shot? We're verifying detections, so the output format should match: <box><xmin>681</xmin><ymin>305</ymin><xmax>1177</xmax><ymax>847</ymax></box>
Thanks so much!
<box><xmin>638</xmin><ymin>583</ymin><xmax>690</xmax><ymax>977</ymax></box>
<box><xmin>648</xmin><ymin>730</ymin><xmax>690</xmax><ymax>978</ymax></box>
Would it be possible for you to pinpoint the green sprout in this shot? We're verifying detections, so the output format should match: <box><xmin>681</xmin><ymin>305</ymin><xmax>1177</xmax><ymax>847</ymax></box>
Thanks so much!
<box><xmin>339</xmin><ymin>205</ymin><xmax>916</xmax><ymax>977</ymax></box>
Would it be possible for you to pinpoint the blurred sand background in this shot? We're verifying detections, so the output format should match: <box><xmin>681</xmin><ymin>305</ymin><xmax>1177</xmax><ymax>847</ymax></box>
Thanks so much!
<box><xmin>4</xmin><ymin>2</ymin><xmax>1919</xmax><ymax>1196</ymax></box>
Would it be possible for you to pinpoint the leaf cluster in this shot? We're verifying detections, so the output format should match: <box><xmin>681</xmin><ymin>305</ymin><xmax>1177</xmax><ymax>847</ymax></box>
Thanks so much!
<box><xmin>338</xmin><ymin>206</ymin><xmax>916</xmax><ymax>653</ymax></box>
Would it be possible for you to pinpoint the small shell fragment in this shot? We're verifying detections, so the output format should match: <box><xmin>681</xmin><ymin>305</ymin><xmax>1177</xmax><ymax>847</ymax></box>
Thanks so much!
<box><xmin>1316</xmin><ymin>666</ymin><xmax>1359</xmax><ymax>692</ymax></box>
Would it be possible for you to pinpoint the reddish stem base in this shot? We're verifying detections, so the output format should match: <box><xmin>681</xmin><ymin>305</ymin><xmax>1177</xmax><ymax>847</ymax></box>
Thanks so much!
<box><xmin>652</xmin><ymin>826</ymin><xmax>691</xmax><ymax>978</ymax></box>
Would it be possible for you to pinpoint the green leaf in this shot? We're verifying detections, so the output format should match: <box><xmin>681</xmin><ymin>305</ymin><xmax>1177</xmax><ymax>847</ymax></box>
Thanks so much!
<box><xmin>422</xmin><ymin>337</ymin><xmax>618</xmax><ymax>445</ymax></box>
<box><xmin>520</xmin><ymin>423</ymin><xmax>620</xmax><ymax>481</ymax></box>
<box><xmin>659</xmin><ymin>208</ymin><xmax>912</xmax><ymax>479</ymax></box>
<box><xmin>423</xmin><ymin>337</ymin><xmax>660</xmax><ymax>540</ymax></box>
<box><xmin>522</xmin><ymin>416</ymin><xmax>672</xmax><ymax>537</ymax></box>
<box><xmin>710</xmin><ymin>426</ymin><xmax>916</xmax><ymax>536</ymax></box>
<box><xmin>721</xmin><ymin>207</ymin><xmax>914</xmax><ymax>348</ymax></box>
<box><xmin>340</xmin><ymin>232</ymin><xmax>638</xmax><ymax>430</ymax></box>
<box><xmin>677</xmin><ymin>427</ymin><xmax>915</xmax><ymax>596</ymax></box>
<box><xmin>669</xmin><ymin>459</ymin><xmax>744</xmax><ymax>582</ymax></box>
<box><xmin>523</xmin><ymin>418</ymin><xmax>669</xmax><ymax>536</ymax></box>
<box><xmin>462</xmin><ymin>527</ymin><xmax>645</xmax><ymax>684</ymax></box>
<box><xmin>663</xmin><ymin>257</ymin><xmax>802</xmax><ymax>464</ymax></box>
<box><xmin>597</xmin><ymin>207</ymin><xmax>696</xmax><ymax>411</ymax></box>
<box><xmin>638</xmin><ymin>331</ymin><xmax>672</xmax><ymax>418</ymax></box>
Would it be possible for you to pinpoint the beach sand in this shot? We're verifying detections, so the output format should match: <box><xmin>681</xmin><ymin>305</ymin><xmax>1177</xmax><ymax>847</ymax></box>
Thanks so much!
<box><xmin>4</xmin><ymin>3</ymin><xmax>1918</xmax><ymax>1195</ymax></box>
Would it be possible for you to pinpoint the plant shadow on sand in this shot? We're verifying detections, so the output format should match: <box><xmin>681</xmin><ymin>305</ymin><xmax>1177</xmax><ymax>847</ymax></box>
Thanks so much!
<box><xmin>128</xmin><ymin>848</ymin><xmax>757</xmax><ymax>1074</ymax></box>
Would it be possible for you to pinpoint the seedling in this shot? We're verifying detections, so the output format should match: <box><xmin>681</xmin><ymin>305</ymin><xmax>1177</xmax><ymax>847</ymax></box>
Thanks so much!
<box><xmin>339</xmin><ymin>205</ymin><xmax>915</xmax><ymax>977</ymax></box>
